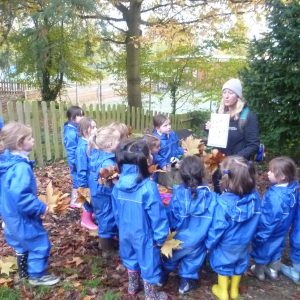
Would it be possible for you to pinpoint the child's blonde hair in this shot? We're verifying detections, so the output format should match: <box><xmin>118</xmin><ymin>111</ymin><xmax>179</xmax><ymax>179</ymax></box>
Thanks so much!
<box><xmin>0</xmin><ymin>122</ymin><xmax>32</xmax><ymax>152</ymax></box>
<box><xmin>90</xmin><ymin>126</ymin><xmax>120</xmax><ymax>152</ymax></box>
<box><xmin>108</xmin><ymin>122</ymin><xmax>129</xmax><ymax>141</ymax></box>
<box><xmin>269</xmin><ymin>156</ymin><xmax>297</xmax><ymax>183</ymax></box>
<box><xmin>78</xmin><ymin>117</ymin><xmax>94</xmax><ymax>138</ymax></box>
<box><xmin>220</xmin><ymin>155</ymin><xmax>256</xmax><ymax>196</ymax></box>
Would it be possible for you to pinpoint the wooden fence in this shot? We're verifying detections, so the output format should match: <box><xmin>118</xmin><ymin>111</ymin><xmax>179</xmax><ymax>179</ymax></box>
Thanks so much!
<box><xmin>0</xmin><ymin>101</ymin><xmax>191</xmax><ymax>166</ymax></box>
<box><xmin>0</xmin><ymin>81</ymin><xmax>36</xmax><ymax>94</ymax></box>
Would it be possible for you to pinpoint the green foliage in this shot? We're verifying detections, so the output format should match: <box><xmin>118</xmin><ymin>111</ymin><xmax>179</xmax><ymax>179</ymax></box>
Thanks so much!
<box><xmin>241</xmin><ymin>0</ymin><xmax>300</xmax><ymax>158</ymax></box>
<box><xmin>0</xmin><ymin>286</ymin><xmax>20</xmax><ymax>300</ymax></box>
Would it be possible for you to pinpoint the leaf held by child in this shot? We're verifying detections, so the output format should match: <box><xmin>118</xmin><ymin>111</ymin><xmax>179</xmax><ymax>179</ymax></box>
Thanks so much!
<box><xmin>77</xmin><ymin>187</ymin><xmax>91</xmax><ymax>204</ymax></box>
<box><xmin>39</xmin><ymin>181</ymin><xmax>70</xmax><ymax>214</ymax></box>
<box><xmin>161</xmin><ymin>232</ymin><xmax>183</xmax><ymax>258</ymax></box>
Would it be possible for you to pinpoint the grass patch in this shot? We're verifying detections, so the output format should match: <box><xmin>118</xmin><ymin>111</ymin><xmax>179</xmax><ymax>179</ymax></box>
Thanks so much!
<box><xmin>61</xmin><ymin>281</ymin><xmax>74</xmax><ymax>292</ymax></box>
<box><xmin>61</xmin><ymin>267</ymin><xmax>77</xmax><ymax>276</ymax></box>
<box><xmin>103</xmin><ymin>291</ymin><xmax>119</xmax><ymax>300</ymax></box>
<box><xmin>81</xmin><ymin>278</ymin><xmax>102</xmax><ymax>297</ymax></box>
<box><xmin>0</xmin><ymin>286</ymin><xmax>20</xmax><ymax>300</ymax></box>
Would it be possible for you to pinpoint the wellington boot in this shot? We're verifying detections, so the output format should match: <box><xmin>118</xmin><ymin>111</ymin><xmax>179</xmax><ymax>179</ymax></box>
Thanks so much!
<box><xmin>230</xmin><ymin>275</ymin><xmax>241</xmax><ymax>299</ymax></box>
<box><xmin>81</xmin><ymin>211</ymin><xmax>98</xmax><ymax>230</ymax></box>
<box><xmin>16</xmin><ymin>252</ymin><xmax>28</xmax><ymax>279</ymax></box>
<box><xmin>99</xmin><ymin>238</ymin><xmax>116</xmax><ymax>258</ymax></box>
<box><xmin>212</xmin><ymin>274</ymin><xmax>229</xmax><ymax>300</ymax></box>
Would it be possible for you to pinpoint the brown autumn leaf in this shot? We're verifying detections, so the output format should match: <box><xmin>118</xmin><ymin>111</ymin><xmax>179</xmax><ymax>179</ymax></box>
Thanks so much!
<box><xmin>0</xmin><ymin>256</ymin><xmax>17</xmax><ymax>275</ymax></box>
<box><xmin>39</xmin><ymin>181</ymin><xmax>70</xmax><ymax>214</ymax></box>
<box><xmin>203</xmin><ymin>149</ymin><xmax>226</xmax><ymax>175</ymax></box>
<box><xmin>98</xmin><ymin>165</ymin><xmax>119</xmax><ymax>185</ymax></box>
<box><xmin>77</xmin><ymin>187</ymin><xmax>91</xmax><ymax>204</ymax></box>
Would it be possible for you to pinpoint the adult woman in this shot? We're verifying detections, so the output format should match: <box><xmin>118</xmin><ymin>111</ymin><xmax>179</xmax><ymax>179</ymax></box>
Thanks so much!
<box><xmin>207</xmin><ymin>78</ymin><xmax>260</xmax><ymax>192</ymax></box>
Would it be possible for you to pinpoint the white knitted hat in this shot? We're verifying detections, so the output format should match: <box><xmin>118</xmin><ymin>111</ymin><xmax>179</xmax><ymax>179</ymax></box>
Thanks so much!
<box><xmin>222</xmin><ymin>78</ymin><xmax>243</xmax><ymax>99</ymax></box>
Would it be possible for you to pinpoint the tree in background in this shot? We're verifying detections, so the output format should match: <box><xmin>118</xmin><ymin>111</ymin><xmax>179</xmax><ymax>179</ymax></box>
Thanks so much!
<box><xmin>1</xmin><ymin>1</ymin><xmax>100</xmax><ymax>101</ymax></box>
<box><xmin>241</xmin><ymin>0</ymin><xmax>300</xmax><ymax>157</ymax></box>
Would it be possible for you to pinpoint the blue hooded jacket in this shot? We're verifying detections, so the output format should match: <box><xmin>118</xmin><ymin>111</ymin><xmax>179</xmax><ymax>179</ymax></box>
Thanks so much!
<box><xmin>153</xmin><ymin>130</ymin><xmax>184</xmax><ymax>168</ymax></box>
<box><xmin>112</xmin><ymin>164</ymin><xmax>169</xmax><ymax>283</ymax></box>
<box><xmin>0</xmin><ymin>150</ymin><xmax>47</xmax><ymax>241</ymax></box>
<box><xmin>168</xmin><ymin>185</ymin><xmax>217</xmax><ymax>248</ymax></box>
<box><xmin>290</xmin><ymin>188</ymin><xmax>300</xmax><ymax>264</ymax></box>
<box><xmin>206</xmin><ymin>191</ymin><xmax>261</xmax><ymax>276</ymax></box>
<box><xmin>112</xmin><ymin>164</ymin><xmax>169</xmax><ymax>246</ymax></box>
<box><xmin>63</xmin><ymin>122</ymin><xmax>79</xmax><ymax>166</ymax></box>
<box><xmin>75</xmin><ymin>137</ymin><xmax>89</xmax><ymax>187</ymax></box>
<box><xmin>252</xmin><ymin>181</ymin><xmax>298</xmax><ymax>265</ymax></box>
<box><xmin>0</xmin><ymin>117</ymin><xmax>3</xmax><ymax>130</ymax></box>
<box><xmin>89</xmin><ymin>149</ymin><xmax>117</xmax><ymax>238</ymax></box>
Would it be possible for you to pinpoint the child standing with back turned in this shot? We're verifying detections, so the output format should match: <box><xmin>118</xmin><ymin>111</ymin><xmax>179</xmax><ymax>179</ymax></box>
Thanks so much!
<box><xmin>112</xmin><ymin>139</ymin><xmax>169</xmax><ymax>299</ymax></box>
<box><xmin>206</xmin><ymin>156</ymin><xmax>261</xmax><ymax>300</ymax></box>
<box><xmin>76</xmin><ymin>117</ymin><xmax>97</xmax><ymax>230</ymax></box>
<box><xmin>251</xmin><ymin>156</ymin><xmax>298</xmax><ymax>281</ymax></box>
<box><xmin>163</xmin><ymin>155</ymin><xmax>217</xmax><ymax>294</ymax></box>
<box><xmin>63</xmin><ymin>106</ymin><xmax>84</xmax><ymax>208</ymax></box>
<box><xmin>0</xmin><ymin>122</ymin><xmax>60</xmax><ymax>286</ymax></box>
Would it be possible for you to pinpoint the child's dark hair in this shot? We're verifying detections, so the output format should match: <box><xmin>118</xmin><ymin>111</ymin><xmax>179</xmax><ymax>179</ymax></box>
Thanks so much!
<box><xmin>144</xmin><ymin>134</ymin><xmax>160</xmax><ymax>152</ymax></box>
<box><xmin>180</xmin><ymin>156</ymin><xmax>205</xmax><ymax>192</ymax></box>
<box><xmin>220</xmin><ymin>155</ymin><xmax>256</xmax><ymax>196</ymax></box>
<box><xmin>153</xmin><ymin>114</ymin><xmax>168</xmax><ymax>128</ymax></box>
<box><xmin>66</xmin><ymin>106</ymin><xmax>84</xmax><ymax>121</ymax></box>
<box><xmin>116</xmin><ymin>138</ymin><xmax>150</xmax><ymax>183</ymax></box>
<box><xmin>269</xmin><ymin>156</ymin><xmax>297</xmax><ymax>183</ymax></box>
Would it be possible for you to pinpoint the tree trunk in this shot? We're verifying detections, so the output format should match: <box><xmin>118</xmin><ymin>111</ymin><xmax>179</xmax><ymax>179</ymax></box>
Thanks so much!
<box><xmin>126</xmin><ymin>0</ymin><xmax>142</xmax><ymax>108</ymax></box>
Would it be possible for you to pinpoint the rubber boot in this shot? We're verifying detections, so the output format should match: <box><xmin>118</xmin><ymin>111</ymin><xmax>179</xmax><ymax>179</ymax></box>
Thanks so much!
<box><xmin>128</xmin><ymin>270</ymin><xmax>140</xmax><ymax>295</ymax></box>
<box><xmin>281</xmin><ymin>263</ymin><xmax>300</xmax><ymax>282</ymax></box>
<box><xmin>99</xmin><ymin>238</ymin><xmax>115</xmax><ymax>258</ymax></box>
<box><xmin>212</xmin><ymin>274</ymin><xmax>229</xmax><ymax>300</ymax></box>
<box><xmin>230</xmin><ymin>275</ymin><xmax>241</xmax><ymax>299</ymax></box>
<box><xmin>250</xmin><ymin>264</ymin><xmax>265</xmax><ymax>281</ymax></box>
<box><xmin>16</xmin><ymin>252</ymin><xmax>28</xmax><ymax>279</ymax></box>
<box><xmin>143</xmin><ymin>280</ymin><xmax>168</xmax><ymax>300</ymax></box>
<box><xmin>81</xmin><ymin>210</ymin><xmax>98</xmax><ymax>230</ymax></box>
<box><xmin>70</xmin><ymin>188</ymin><xmax>80</xmax><ymax>208</ymax></box>
<box><xmin>265</xmin><ymin>260</ymin><xmax>280</xmax><ymax>280</ymax></box>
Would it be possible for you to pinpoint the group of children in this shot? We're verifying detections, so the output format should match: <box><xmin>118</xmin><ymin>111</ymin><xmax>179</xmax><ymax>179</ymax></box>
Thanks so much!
<box><xmin>0</xmin><ymin>107</ymin><xmax>300</xmax><ymax>300</ymax></box>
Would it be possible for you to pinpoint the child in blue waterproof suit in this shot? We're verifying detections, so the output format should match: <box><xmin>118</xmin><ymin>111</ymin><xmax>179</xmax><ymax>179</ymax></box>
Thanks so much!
<box><xmin>75</xmin><ymin>117</ymin><xmax>97</xmax><ymax>230</ymax></box>
<box><xmin>152</xmin><ymin>114</ymin><xmax>184</xmax><ymax>170</ymax></box>
<box><xmin>163</xmin><ymin>155</ymin><xmax>217</xmax><ymax>294</ymax></box>
<box><xmin>206</xmin><ymin>156</ymin><xmax>261</xmax><ymax>300</ymax></box>
<box><xmin>112</xmin><ymin>139</ymin><xmax>169</xmax><ymax>300</ymax></box>
<box><xmin>89</xmin><ymin>126</ymin><xmax>120</xmax><ymax>256</ymax></box>
<box><xmin>251</xmin><ymin>156</ymin><xmax>298</xmax><ymax>281</ymax></box>
<box><xmin>63</xmin><ymin>106</ymin><xmax>84</xmax><ymax>208</ymax></box>
<box><xmin>281</xmin><ymin>187</ymin><xmax>300</xmax><ymax>282</ymax></box>
<box><xmin>0</xmin><ymin>122</ymin><xmax>59</xmax><ymax>286</ymax></box>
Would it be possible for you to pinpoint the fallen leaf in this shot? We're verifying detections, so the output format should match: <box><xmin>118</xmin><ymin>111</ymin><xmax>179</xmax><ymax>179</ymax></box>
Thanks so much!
<box><xmin>161</xmin><ymin>232</ymin><xmax>183</xmax><ymax>258</ymax></box>
<box><xmin>0</xmin><ymin>256</ymin><xmax>17</xmax><ymax>275</ymax></box>
<box><xmin>77</xmin><ymin>187</ymin><xmax>91</xmax><ymax>204</ymax></box>
<box><xmin>182</xmin><ymin>136</ymin><xmax>204</xmax><ymax>156</ymax></box>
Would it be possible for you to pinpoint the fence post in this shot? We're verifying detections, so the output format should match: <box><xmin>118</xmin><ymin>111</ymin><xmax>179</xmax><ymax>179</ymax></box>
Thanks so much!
<box><xmin>136</xmin><ymin>107</ymin><xmax>141</xmax><ymax>133</ymax></box>
<box><xmin>7</xmin><ymin>101</ymin><xmax>15</xmax><ymax>121</ymax></box>
<box><xmin>16</xmin><ymin>101</ymin><xmax>24</xmax><ymax>124</ymax></box>
<box><xmin>41</xmin><ymin>101</ymin><xmax>52</xmax><ymax>161</ymax></box>
<box><xmin>32</xmin><ymin>101</ymin><xmax>44</xmax><ymax>166</ymax></box>
<box><xmin>50</xmin><ymin>101</ymin><xmax>60</xmax><ymax>160</ymax></box>
<box><xmin>59</xmin><ymin>102</ymin><xmax>66</xmax><ymax>158</ymax></box>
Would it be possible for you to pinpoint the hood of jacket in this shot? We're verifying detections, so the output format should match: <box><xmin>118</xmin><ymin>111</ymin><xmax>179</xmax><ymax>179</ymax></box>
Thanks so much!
<box><xmin>269</xmin><ymin>180</ymin><xmax>298</xmax><ymax>208</ymax></box>
<box><xmin>0</xmin><ymin>150</ymin><xmax>33</xmax><ymax>177</ymax></box>
<box><xmin>116</xmin><ymin>164</ymin><xmax>145</xmax><ymax>192</ymax></box>
<box><xmin>218</xmin><ymin>190</ymin><xmax>260</xmax><ymax>223</ymax></box>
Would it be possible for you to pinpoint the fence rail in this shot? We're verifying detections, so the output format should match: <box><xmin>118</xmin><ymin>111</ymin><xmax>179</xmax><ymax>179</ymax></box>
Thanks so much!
<box><xmin>0</xmin><ymin>81</ymin><xmax>36</xmax><ymax>94</ymax></box>
<box><xmin>0</xmin><ymin>101</ymin><xmax>191</xmax><ymax>166</ymax></box>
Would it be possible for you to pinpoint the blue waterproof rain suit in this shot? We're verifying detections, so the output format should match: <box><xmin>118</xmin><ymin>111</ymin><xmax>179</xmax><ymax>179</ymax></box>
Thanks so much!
<box><xmin>206</xmin><ymin>191</ymin><xmax>261</xmax><ymax>276</ymax></box>
<box><xmin>164</xmin><ymin>185</ymin><xmax>217</xmax><ymax>279</ymax></box>
<box><xmin>252</xmin><ymin>181</ymin><xmax>298</xmax><ymax>265</ymax></box>
<box><xmin>89</xmin><ymin>149</ymin><xmax>117</xmax><ymax>238</ymax></box>
<box><xmin>75</xmin><ymin>137</ymin><xmax>93</xmax><ymax>212</ymax></box>
<box><xmin>0</xmin><ymin>116</ymin><xmax>3</xmax><ymax>129</ymax></box>
<box><xmin>153</xmin><ymin>130</ymin><xmax>184</xmax><ymax>168</ymax></box>
<box><xmin>0</xmin><ymin>151</ymin><xmax>50</xmax><ymax>278</ymax></box>
<box><xmin>112</xmin><ymin>164</ymin><xmax>169</xmax><ymax>284</ymax></box>
<box><xmin>63</xmin><ymin>122</ymin><xmax>79</xmax><ymax>188</ymax></box>
<box><xmin>290</xmin><ymin>189</ymin><xmax>300</xmax><ymax>264</ymax></box>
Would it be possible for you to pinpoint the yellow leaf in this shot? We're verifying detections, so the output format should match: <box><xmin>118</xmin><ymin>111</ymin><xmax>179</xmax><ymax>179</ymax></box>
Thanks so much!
<box><xmin>0</xmin><ymin>256</ymin><xmax>17</xmax><ymax>275</ymax></box>
<box><xmin>181</xmin><ymin>136</ymin><xmax>204</xmax><ymax>156</ymax></box>
<box><xmin>161</xmin><ymin>232</ymin><xmax>183</xmax><ymax>258</ymax></box>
